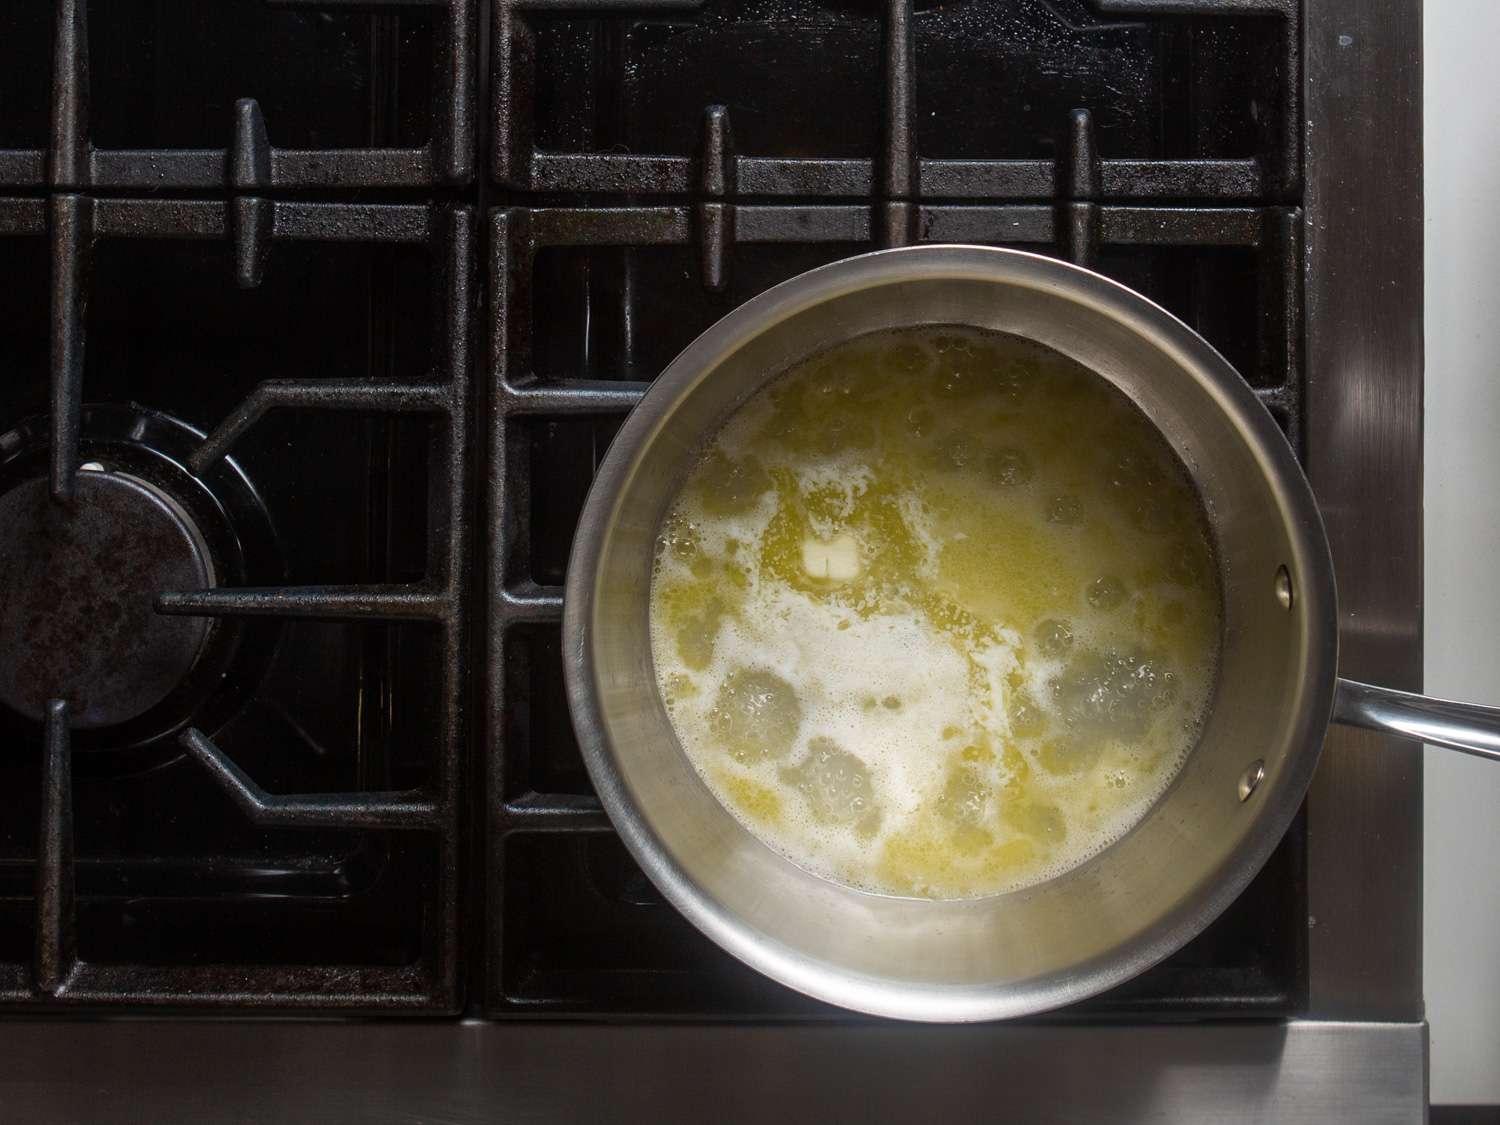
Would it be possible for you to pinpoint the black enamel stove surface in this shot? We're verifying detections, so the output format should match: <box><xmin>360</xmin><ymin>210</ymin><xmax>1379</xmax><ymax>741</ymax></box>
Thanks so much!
<box><xmin>1</xmin><ymin>0</ymin><xmax>1303</xmax><ymax>1017</ymax></box>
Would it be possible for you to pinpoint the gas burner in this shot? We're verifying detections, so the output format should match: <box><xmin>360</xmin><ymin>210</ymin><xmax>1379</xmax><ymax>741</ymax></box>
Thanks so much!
<box><xmin>0</xmin><ymin>469</ymin><xmax>213</xmax><ymax>728</ymax></box>
<box><xmin>0</xmin><ymin>405</ymin><xmax>281</xmax><ymax>774</ymax></box>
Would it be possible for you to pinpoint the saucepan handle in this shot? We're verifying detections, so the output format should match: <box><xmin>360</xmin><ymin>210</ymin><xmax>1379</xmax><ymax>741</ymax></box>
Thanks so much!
<box><xmin>1333</xmin><ymin>678</ymin><xmax>1500</xmax><ymax>764</ymax></box>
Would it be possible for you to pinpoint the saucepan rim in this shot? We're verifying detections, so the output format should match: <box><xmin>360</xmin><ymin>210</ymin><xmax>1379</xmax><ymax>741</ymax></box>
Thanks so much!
<box><xmin>562</xmin><ymin>244</ymin><xmax>1338</xmax><ymax>1021</ymax></box>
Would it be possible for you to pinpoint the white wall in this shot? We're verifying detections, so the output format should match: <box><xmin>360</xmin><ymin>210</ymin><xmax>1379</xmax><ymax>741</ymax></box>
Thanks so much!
<box><xmin>1424</xmin><ymin>0</ymin><xmax>1500</xmax><ymax>1103</ymax></box>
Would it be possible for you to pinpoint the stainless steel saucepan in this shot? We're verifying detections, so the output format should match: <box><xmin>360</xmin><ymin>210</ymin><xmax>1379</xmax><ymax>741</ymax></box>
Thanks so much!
<box><xmin>561</xmin><ymin>245</ymin><xmax>1500</xmax><ymax>1021</ymax></box>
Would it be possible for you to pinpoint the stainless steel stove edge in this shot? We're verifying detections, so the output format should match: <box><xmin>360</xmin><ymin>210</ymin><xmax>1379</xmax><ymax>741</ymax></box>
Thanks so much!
<box><xmin>0</xmin><ymin>1018</ymin><xmax>1428</xmax><ymax>1123</ymax></box>
<box><xmin>1302</xmin><ymin>0</ymin><xmax>1424</xmax><ymax>1021</ymax></box>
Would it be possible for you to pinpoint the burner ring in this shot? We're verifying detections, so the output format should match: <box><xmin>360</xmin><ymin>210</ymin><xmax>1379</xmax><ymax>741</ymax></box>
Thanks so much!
<box><xmin>0</xmin><ymin>470</ymin><xmax>214</xmax><ymax>728</ymax></box>
<box><xmin>0</xmin><ymin>404</ymin><xmax>282</xmax><ymax>775</ymax></box>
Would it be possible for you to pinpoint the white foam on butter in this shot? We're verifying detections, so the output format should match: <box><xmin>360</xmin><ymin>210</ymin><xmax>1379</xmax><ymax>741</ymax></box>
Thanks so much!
<box><xmin>683</xmin><ymin>487</ymin><xmax>778</xmax><ymax>561</ymax></box>
<box><xmin>895</xmin><ymin>490</ymin><xmax>941</xmax><ymax>580</ymax></box>
<box><xmin>795</xmin><ymin>459</ymin><xmax>872</xmax><ymax>506</ymax></box>
<box><xmin>970</xmin><ymin>637</ymin><xmax>1024</xmax><ymax>731</ymax></box>
<box><xmin>655</xmin><ymin>576</ymin><xmax>1022</xmax><ymax>881</ymax></box>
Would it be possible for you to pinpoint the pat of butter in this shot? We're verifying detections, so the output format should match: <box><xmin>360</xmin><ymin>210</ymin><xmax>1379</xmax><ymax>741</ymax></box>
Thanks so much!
<box><xmin>801</xmin><ymin>534</ymin><xmax>862</xmax><ymax>581</ymax></box>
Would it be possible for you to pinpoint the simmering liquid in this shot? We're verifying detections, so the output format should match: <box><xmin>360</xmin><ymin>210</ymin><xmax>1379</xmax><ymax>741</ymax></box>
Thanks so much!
<box><xmin>648</xmin><ymin>328</ymin><xmax>1221</xmax><ymax>898</ymax></box>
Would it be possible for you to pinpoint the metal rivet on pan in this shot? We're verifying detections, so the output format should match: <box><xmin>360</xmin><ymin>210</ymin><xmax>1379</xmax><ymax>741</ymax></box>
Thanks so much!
<box><xmin>1274</xmin><ymin>565</ymin><xmax>1293</xmax><ymax>610</ymax></box>
<box><xmin>1238</xmin><ymin>760</ymin><xmax>1265</xmax><ymax>802</ymax></box>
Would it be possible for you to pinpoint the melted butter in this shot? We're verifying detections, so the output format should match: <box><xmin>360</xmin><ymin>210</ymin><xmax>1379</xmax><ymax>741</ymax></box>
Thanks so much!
<box><xmin>717</xmin><ymin>770</ymin><xmax>784</xmax><ymax>827</ymax></box>
<box><xmin>648</xmin><ymin>327</ymin><xmax>1221</xmax><ymax>899</ymax></box>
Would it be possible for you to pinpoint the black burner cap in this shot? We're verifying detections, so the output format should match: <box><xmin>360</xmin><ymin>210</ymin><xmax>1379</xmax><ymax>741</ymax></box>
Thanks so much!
<box><xmin>0</xmin><ymin>470</ymin><xmax>213</xmax><ymax>729</ymax></box>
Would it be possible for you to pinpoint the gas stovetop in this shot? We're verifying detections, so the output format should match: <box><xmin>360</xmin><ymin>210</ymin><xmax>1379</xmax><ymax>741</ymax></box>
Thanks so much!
<box><xmin>0</xmin><ymin>0</ymin><xmax>1424</xmax><ymax>1120</ymax></box>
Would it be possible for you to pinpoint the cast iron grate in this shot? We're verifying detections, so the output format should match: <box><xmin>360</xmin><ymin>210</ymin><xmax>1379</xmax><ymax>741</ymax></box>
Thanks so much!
<box><xmin>486</xmin><ymin>0</ymin><xmax>1307</xmax><ymax>1015</ymax></box>
<box><xmin>0</xmin><ymin>0</ymin><xmax>1311</xmax><ymax>1018</ymax></box>
<box><xmin>0</xmin><ymin>0</ymin><xmax>475</xmax><ymax>193</ymax></box>
<box><xmin>0</xmin><ymin>0</ymin><xmax>474</xmax><ymax>1011</ymax></box>
<box><xmin>491</xmin><ymin>0</ymin><xmax>1300</xmax><ymax>204</ymax></box>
